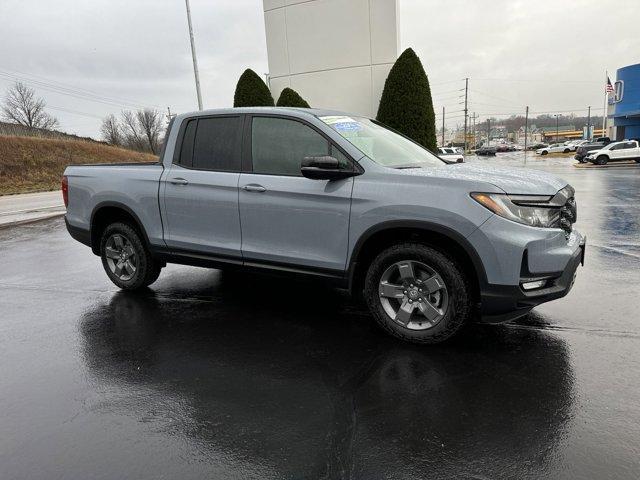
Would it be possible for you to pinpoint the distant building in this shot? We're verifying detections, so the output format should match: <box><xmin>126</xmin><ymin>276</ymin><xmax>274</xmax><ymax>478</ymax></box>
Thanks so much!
<box><xmin>611</xmin><ymin>63</ymin><xmax>640</xmax><ymax>140</ymax></box>
<box><xmin>262</xmin><ymin>0</ymin><xmax>399</xmax><ymax>117</ymax></box>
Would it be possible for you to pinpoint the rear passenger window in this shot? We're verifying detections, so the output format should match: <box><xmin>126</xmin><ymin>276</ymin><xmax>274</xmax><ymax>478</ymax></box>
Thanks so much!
<box><xmin>251</xmin><ymin>117</ymin><xmax>329</xmax><ymax>176</ymax></box>
<box><xmin>177</xmin><ymin>116</ymin><xmax>242</xmax><ymax>171</ymax></box>
<box><xmin>192</xmin><ymin>117</ymin><xmax>242</xmax><ymax>171</ymax></box>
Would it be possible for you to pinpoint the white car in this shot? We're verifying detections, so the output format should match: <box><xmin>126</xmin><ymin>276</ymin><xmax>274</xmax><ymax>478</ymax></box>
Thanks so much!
<box><xmin>536</xmin><ymin>143</ymin><xmax>572</xmax><ymax>155</ymax></box>
<box><xmin>565</xmin><ymin>140</ymin><xmax>589</xmax><ymax>152</ymax></box>
<box><xmin>586</xmin><ymin>140</ymin><xmax>640</xmax><ymax>165</ymax></box>
<box><xmin>438</xmin><ymin>147</ymin><xmax>464</xmax><ymax>163</ymax></box>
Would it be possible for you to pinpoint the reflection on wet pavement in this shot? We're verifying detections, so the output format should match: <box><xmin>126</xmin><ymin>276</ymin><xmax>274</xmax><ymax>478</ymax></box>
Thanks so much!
<box><xmin>1</xmin><ymin>156</ymin><xmax>639</xmax><ymax>479</ymax></box>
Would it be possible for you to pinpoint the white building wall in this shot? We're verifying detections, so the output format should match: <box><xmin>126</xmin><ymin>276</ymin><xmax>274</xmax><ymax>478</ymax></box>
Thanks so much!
<box><xmin>263</xmin><ymin>0</ymin><xmax>399</xmax><ymax>118</ymax></box>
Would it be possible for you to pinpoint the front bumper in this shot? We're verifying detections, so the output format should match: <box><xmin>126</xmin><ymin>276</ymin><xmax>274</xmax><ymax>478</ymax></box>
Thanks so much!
<box><xmin>479</xmin><ymin>236</ymin><xmax>585</xmax><ymax>323</ymax></box>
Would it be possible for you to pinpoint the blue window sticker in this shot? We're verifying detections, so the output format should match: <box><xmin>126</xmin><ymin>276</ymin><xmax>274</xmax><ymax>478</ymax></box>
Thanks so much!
<box><xmin>334</xmin><ymin>121</ymin><xmax>362</xmax><ymax>132</ymax></box>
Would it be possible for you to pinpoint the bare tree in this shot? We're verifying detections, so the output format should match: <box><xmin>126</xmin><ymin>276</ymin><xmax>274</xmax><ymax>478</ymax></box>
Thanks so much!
<box><xmin>120</xmin><ymin>110</ymin><xmax>145</xmax><ymax>151</ymax></box>
<box><xmin>2</xmin><ymin>82</ymin><xmax>59</xmax><ymax>130</ymax></box>
<box><xmin>136</xmin><ymin>109</ymin><xmax>164</xmax><ymax>154</ymax></box>
<box><xmin>100</xmin><ymin>114</ymin><xmax>122</xmax><ymax>145</ymax></box>
<box><xmin>100</xmin><ymin>108</ymin><xmax>165</xmax><ymax>154</ymax></box>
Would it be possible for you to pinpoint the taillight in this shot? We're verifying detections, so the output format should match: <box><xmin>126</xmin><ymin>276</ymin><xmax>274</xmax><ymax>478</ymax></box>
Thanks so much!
<box><xmin>61</xmin><ymin>175</ymin><xmax>68</xmax><ymax>207</ymax></box>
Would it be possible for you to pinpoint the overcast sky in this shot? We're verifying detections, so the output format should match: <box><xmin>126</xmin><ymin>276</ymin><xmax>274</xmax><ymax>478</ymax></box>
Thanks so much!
<box><xmin>1</xmin><ymin>0</ymin><xmax>638</xmax><ymax>138</ymax></box>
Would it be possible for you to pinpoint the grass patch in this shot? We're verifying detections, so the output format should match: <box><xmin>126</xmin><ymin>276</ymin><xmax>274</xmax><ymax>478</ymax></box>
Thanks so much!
<box><xmin>0</xmin><ymin>135</ymin><xmax>157</xmax><ymax>195</ymax></box>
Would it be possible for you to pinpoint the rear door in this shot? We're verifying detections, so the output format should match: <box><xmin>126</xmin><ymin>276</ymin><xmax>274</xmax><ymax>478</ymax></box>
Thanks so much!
<box><xmin>238</xmin><ymin>115</ymin><xmax>355</xmax><ymax>273</ymax></box>
<box><xmin>160</xmin><ymin>115</ymin><xmax>243</xmax><ymax>257</ymax></box>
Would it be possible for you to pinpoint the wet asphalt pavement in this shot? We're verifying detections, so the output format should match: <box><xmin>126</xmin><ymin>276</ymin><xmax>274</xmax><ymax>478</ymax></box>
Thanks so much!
<box><xmin>1</xmin><ymin>153</ymin><xmax>639</xmax><ymax>479</ymax></box>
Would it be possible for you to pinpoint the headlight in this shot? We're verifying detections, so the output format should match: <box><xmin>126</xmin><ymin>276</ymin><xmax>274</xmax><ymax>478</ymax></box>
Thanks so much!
<box><xmin>471</xmin><ymin>192</ymin><xmax>561</xmax><ymax>228</ymax></box>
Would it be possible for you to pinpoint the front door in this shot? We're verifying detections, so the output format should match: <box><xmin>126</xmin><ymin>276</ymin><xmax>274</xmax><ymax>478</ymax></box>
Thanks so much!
<box><xmin>161</xmin><ymin>115</ymin><xmax>243</xmax><ymax>257</ymax></box>
<box><xmin>238</xmin><ymin>116</ymin><xmax>354</xmax><ymax>273</ymax></box>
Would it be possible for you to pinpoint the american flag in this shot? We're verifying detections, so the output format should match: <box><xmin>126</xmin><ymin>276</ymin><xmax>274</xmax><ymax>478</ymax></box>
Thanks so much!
<box><xmin>605</xmin><ymin>76</ymin><xmax>614</xmax><ymax>93</ymax></box>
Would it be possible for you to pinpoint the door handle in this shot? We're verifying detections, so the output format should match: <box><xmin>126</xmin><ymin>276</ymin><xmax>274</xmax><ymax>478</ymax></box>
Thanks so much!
<box><xmin>242</xmin><ymin>184</ymin><xmax>266</xmax><ymax>193</ymax></box>
<box><xmin>170</xmin><ymin>178</ymin><xmax>189</xmax><ymax>185</ymax></box>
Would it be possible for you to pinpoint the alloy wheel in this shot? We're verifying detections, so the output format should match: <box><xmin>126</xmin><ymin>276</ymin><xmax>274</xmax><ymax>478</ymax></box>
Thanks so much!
<box><xmin>104</xmin><ymin>233</ymin><xmax>137</xmax><ymax>281</ymax></box>
<box><xmin>378</xmin><ymin>260</ymin><xmax>449</xmax><ymax>330</ymax></box>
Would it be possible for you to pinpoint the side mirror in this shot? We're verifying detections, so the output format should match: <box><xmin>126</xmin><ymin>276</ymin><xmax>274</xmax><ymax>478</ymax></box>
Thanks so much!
<box><xmin>301</xmin><ymin>156</ymin><xmax>355</xmax><ymax>180</ymax></box>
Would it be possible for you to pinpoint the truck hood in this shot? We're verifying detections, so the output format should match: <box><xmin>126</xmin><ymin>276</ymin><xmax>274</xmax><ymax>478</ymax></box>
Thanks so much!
<box><xmin>398</xmin><ymin>163</ymin><xmax>568</xmax><ymax>195</ymax></box>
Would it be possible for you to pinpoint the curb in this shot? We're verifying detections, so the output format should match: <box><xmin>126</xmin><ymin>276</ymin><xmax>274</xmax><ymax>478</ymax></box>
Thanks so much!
<box><xmin>0</xmin><ymin>211</ymin><xmax>65</xmax><ymax>229</ymax></box>
<box><xmin>573</xmin><ymin>161</ymin><xmax>639</xmax><ymax>169</ymax></box>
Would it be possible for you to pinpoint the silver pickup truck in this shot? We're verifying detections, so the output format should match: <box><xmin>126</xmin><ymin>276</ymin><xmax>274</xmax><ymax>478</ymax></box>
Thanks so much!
<box><xmin>63</xmin><ymin>107</ymin><xmax>585</xmax><ymax>344</ymax></box>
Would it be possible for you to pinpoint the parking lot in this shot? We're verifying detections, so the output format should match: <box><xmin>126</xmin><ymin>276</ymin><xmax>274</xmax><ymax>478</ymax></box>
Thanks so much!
<box><xmin>1</xmin><ymin>154</ymin><xmax>639</xmax><ymax>479</ymax></box>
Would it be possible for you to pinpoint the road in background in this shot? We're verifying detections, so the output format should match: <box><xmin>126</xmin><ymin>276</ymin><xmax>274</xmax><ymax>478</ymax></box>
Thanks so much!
<box><xmin>1</xmin><ymin>158</ymin><xmax>639</xmax><ymax>479</ymax></box>
<box><xmin>0</xmin><ymin>190</ymin><xmax>64</xmax><ymax>227</ymax></box>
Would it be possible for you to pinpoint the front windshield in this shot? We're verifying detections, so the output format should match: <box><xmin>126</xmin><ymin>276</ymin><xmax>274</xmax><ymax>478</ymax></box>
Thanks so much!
<box><xmin>319</xmin><ymin>115</ymin><xmax>445</xmax><ymax>168</ymax></box>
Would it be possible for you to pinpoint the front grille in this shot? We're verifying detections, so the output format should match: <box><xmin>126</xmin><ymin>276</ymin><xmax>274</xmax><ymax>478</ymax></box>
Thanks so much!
<box><xmin>559</xmin><ymin>196</ymin><xmax>576</xmax><ymax>235</ymax></box>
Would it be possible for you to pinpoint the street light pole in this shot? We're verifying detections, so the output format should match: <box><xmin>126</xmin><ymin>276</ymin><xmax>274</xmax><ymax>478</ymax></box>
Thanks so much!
<box><xmin>555</xmin><ymin>114</ymin><xmax>559</xmax><ymax>142</ymax></box>
<box><xmin>185</xmin><ymin>0</ymin><xmax>203</xmax><ymax>110</ymax></box>
<box><xmin>442</xmin><ymin>106</ymin><xmax>445</xmax><ymax>147</ymax></box>
<box><xmin>524</xmin><ymin>106</ymin><xmax>529</xmax><ymax>163</ymax></box>
<box><xmin>587</xmin><ymin>106</ymin><xmax>591</xmax><ymax>140</ymax></box>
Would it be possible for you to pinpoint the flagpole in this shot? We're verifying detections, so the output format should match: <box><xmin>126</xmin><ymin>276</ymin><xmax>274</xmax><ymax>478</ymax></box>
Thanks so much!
<box><xmin>602</xmin><ymin>70</ymin><xmax>608</xmax><ymax>137</ymax></box>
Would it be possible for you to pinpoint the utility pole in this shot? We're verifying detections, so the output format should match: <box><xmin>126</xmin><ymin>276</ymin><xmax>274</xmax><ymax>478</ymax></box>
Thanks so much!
<box><xmin>463</xmin><ymin>78</ymin><xmax>469</xmax><ymax>152</ymax></box>
<box><xmin>602</xmin><ymin>70</ymin><xmax>608</xmax><ymax>137</ymax></box>
<box><xmin>166</xmin><ymin>106</ymin><xmax>176</xmax><ymax>125</ymax></box>
<box><xmin>586</xmin><ymin>105</ymin><xmax>591</xmax><ymax>140</ymax></box>
<box><xmin>185</xmin><ymin>0</ymin><xmax>203</xmax><ymax>110</ymax></box>
<box><xmin>555</xmin><ymin>114</ymin><xmax>559</xmax><ymax>142</ymax></box>
<box><xmin>471</xmin><ymin>112</ymin><xmax>477</xmax><ymax>148</ymax></box>
<box><xmin>487</xmin><ymin>118</ymin><xmax>491</xmax><ymax>146</ymax></box>
<box><xmin>524</xmin><ymin>106</ymin><xmax>529</xmax><ymax>163</ymax></box>
<box><xmin>441</xmin><ymin>107</ymin><xmax>445</xmax><ymax>146</ymax></box>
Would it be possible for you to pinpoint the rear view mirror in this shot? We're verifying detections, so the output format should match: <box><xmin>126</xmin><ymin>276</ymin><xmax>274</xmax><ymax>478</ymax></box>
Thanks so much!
<box><xmin>301</xmin><ymin>156</ymin><xmax>356</xmax><ymax>180</ymax></box>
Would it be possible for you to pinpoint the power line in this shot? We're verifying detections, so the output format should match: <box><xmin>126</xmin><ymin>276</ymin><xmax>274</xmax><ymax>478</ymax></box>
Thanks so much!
<box><xmin>473</xmin><ymin>77</ymin><xmax>601</xmax><ymax>85</ymax></box>
<box><xmin>0</xmin><ymin>70</ymin><xmax>161</xmax><ymax>110</ymax></box>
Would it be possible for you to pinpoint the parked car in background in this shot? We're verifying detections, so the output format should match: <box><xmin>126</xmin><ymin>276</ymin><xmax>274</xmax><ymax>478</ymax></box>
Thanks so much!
<box><xmin>475</xmin><ymin>146</ymin><xmax>497</xmax><ymax>156</ymax></box>
<box><xmin>565</xmin><ymin>140</ymin><xmax>589</xmax><ymax>151</ymax></box>
<box><xmin>575</xmin><ymin>137</ymin><xmax>612</xmax><ymax>162</ymax></box>
<box><xmin>62</xmin><ymin>107</ymin><xmax>585</xmax><ymax>344</ymax></box>
<box><xmin>529</xmin><ymin>143</ymin><xmax>548</xmax><ymax>151</ymax></box>
<box><xmin>438</xmin><ymin>147</ymin><xmax>464</xmax><ymax>163</ymax></box>
<box><xmin>586</xmin><ymin>140</ymin><xmax>640</xmax><ymax>165</ymax></box>
<box><xmin>536</xmin><ymin>143</ymin><xmax>571</xmax><ymax>155</ymax></box>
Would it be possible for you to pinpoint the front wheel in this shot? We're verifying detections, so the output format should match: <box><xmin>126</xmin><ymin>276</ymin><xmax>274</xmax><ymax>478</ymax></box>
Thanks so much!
<box><xmin>100</xmin><ymin>222</ymin><xmax>162</xmax><ymax>290</ymax></box>
<box><xmin>364</xmin><ymin>243</ymin><xmax>472</xmax><ymax>344</ymax></box>
<box><xmin>563</xmin><ymin>148</ymin><xmax>570</xmax><ymax>153</ymax></box>
<box><xmin>541</xmin><ymin>150</ymin><xmax>548</xmax><ymax>155</ymax></box>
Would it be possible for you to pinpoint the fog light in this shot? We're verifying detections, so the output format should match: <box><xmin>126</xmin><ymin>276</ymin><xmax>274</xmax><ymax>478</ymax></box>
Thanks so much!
<box><xmin>521</xmin><ymin>279</ymin><xmax>547</xmax><ymax>290</ymax></box>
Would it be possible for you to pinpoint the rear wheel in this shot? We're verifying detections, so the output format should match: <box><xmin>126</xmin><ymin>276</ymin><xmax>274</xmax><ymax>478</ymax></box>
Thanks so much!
<box><xmin>541</xmin><ymin>150</ymin><xmax>548</xmax><ymax>155</ymax></box>
<box><xmin>563</xmin><ymin>148</ymin><xmax>570</xmax><ymax>153</ymax></box>
<box><xmin>364</xmin><ymin>243</ymin><xmax>471</xmax><ymax>344</ymax></box>
<box><xmin>100</xmin><ymin>222</ymin><xmax>161</xmax><ymax>290</ymax></box>
<box><xmin>596</xmin><ymin>155</ymin><xmax>608</xmax><ymax>165</ymax></box>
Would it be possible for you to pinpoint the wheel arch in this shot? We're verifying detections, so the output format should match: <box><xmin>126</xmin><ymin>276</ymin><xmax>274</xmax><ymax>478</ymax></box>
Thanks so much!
<box><xmin>90</xmin><ymin>202</ymin><xmax>151</xmax><ymax>255</ymax></box>
<box><xmin>348</xmin><ymin>221</ymin><xmax>488</xmax><ymax>300</ymax></box>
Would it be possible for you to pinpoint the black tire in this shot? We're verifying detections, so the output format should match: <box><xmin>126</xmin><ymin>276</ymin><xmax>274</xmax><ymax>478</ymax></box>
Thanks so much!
<box><xmin>100</xmin><ymin>222</ymin><xmax>162</xmax><ymax>290</ymax></box>
<box><xmin>541</xmin><ymin>150</ymin><xmax>548</xmax><ymax>155</ymax></box>
<box><xmin>635</xmin><ymin>158</ymin><xmax>640</xmax><ymax>163</ymax></box>
<box><xmin>364</xmin><ymin>243</ymin><xmax>472</xmax><ymax>344</ymax></box>
<box><xmin>563</xmin><ymin>148</ymin><xmax>570</xmax><ymax>153</ymax></box>
<box><xmin>596</xmin><ymin>155</ymin><xmax>608</xmax><ymax>165</ymax></box>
